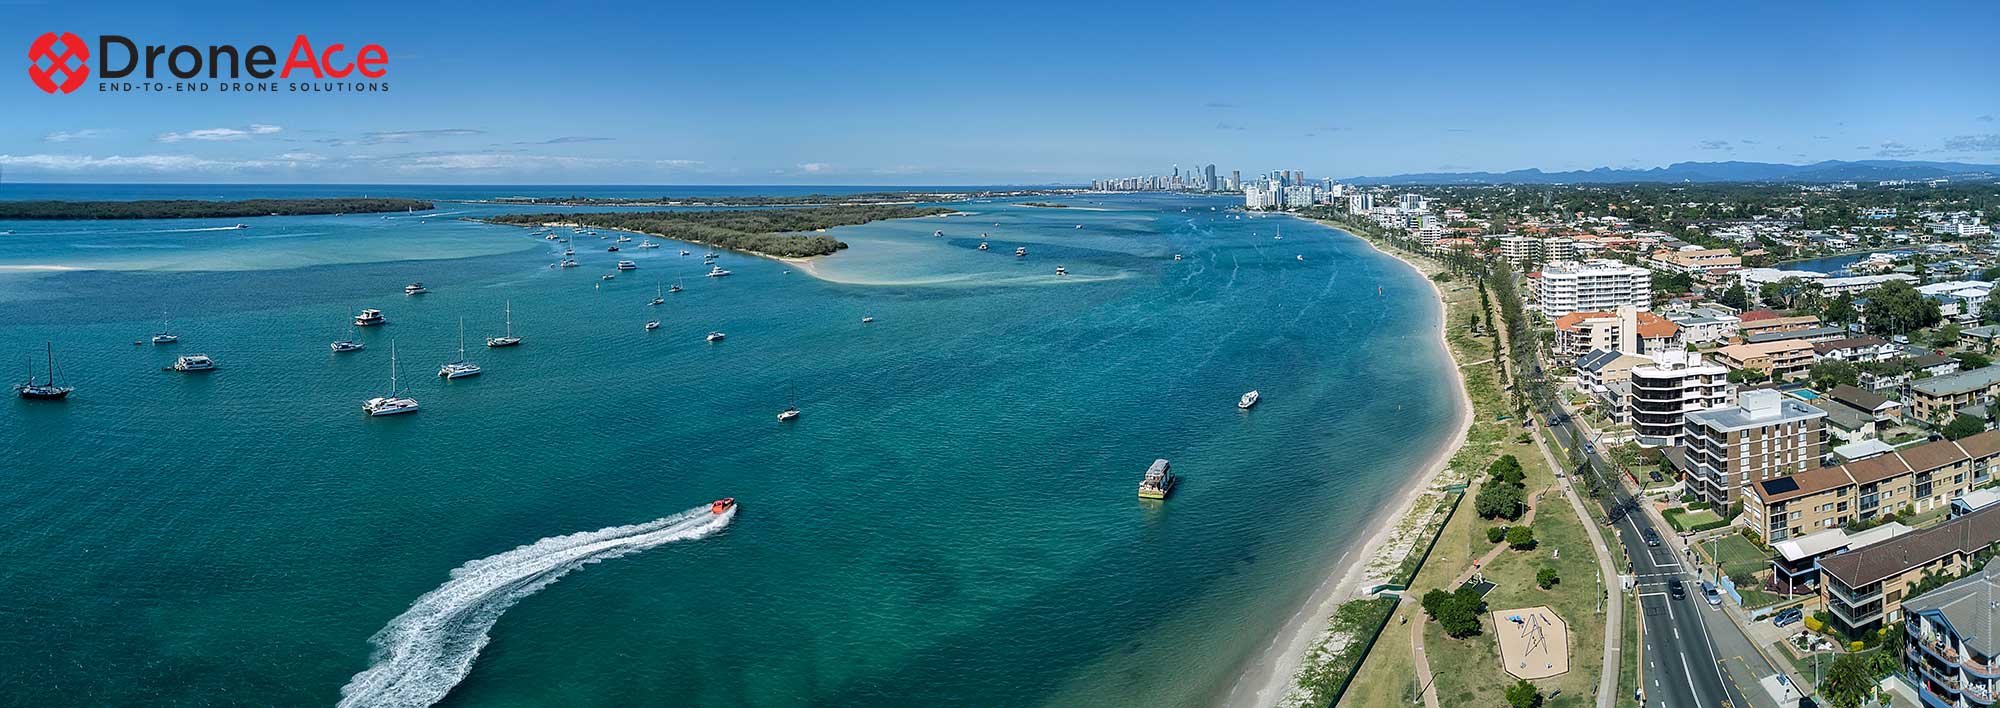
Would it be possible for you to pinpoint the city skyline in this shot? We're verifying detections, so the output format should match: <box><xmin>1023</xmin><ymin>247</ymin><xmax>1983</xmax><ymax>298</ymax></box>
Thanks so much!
<box><xmin>4</xmin><ymin>0</ymin><xmax>1999</xmax><ymax>184</ymax></box>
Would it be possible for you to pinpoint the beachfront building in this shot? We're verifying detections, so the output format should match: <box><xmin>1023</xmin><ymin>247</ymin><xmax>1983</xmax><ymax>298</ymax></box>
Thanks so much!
<box><xmin>1769</xmin><ymin>522</ymin><xmax>1913</xmax><ymax>595</ymax></box>
<box><xmin>1910</xmin><ymin>366</ymin><xmax>2000</xmax><ymax>426</ymax></box>
<box><xmin>1819</xmin><ymin>503</ymin><xmax>2000</xmax><ymax>637</ymax></box>
<box><xmin>1681</xmin><ymin>389</ymin><xmax>1826</xmax><ymax>506</ymax></box>
<box><xmin>1551</xmin><ymin>307</ymin><xmax>1681</xmax><ymax>358</ymax></box>
<box><xmin>1536</xmin><ymin>259</ymin><xmax>1651</xmax><ymax>317</ymax></box>
<box><xmin>1711</xmin><ymin>340</ymin><xmax>1816</xmax><ymax>381</ymax></box>
<box><xmin>1901</xmin><ymin>560</ymin><xmax>2000</xmax><ymax>708</ymax></box>
<box><xmin>1744</xmin><ymin>432</ymin><xmax>2000</xmax><ymax>547</ymax></box>
<box><xmin>1628</xmin><ymin>350</ymin><xmax>1732</xmax><ymax>448</ymax></box>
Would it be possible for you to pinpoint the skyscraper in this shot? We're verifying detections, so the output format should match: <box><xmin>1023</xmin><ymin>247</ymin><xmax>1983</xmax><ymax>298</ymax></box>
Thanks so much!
<box><xmin>1204</xmin><ymin>164</ymin><xmax>1217</xmax><ymax>191</ymax></box>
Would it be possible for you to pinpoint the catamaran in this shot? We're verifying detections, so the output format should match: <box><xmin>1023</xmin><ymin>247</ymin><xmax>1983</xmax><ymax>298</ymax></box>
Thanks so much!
<box><xmin>486</xmin><ymin>301</ymin><xmax>521</xmax><ymax>347</ymax></box>
<box><xmin>173</xmin><ymin>354</ymin><xmax>218</xmax><ymax>372</ymax></box>
<box><xmin>438</xmin><ymin>318</ymin><xmax>482</xmax><ymax>378</ymax></box>
<box><xmin>363</xmin><ymin>342</ymin><xmax>420</xmax><ymax>416</ymax></box>
<box><xmin>15</xmin><ymin>342</ymin><xmax>73</xmax><ymax>400</ymax></box>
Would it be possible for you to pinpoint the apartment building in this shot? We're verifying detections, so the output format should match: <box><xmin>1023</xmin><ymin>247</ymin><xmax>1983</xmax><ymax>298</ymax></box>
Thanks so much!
<box><xmin>1551</xmin><ymin>307</ymin><xmax>1681</xmax><ymax>358</ymax></box>
<box><xmin>1681</xmin><ymin>389</ymin><xmax>1826</xmax><ymax>506</ymax></box>
<box><xmin>1712</xmin><ymin>340</ymin><xmax>1816</xmax><ymax>380</ymax></box>
<box><xmin>1910</xmin><ymin>366</ymin><xmax>2000</xmax><ymax>425</ymax></box>
<box><xmin>1664</xmin><ymin>306</ymin><xmax>1742</xmax><ymax>346</ymax></box>
<box><xmin>1535</xmin><ymin>259</ymin><xmax>1652</xmax><ymax>317</ymax></box>
<box><xmin>1901</xmin><ymin>560</ymin><xmax>2000</xmax><ymax>708</ymax></box>
<box><xmin>1744</xmin><ymin>431</ymin><xmax>2000</xmax><ymax>546</ymax></box>
<box><xmin>1628</xmin><ymin>350</ymin><xmax>1732</xmax><ymax>447</ymax></box>
<box><xmin>1819</xmin><ymin>501</ymin><xmax>2000</xmax><ymax>636</ymax></box>
<box><xmin>1769</xmin><ymin>522</ymin><xmax>1912</xmax><ymax>595</ymax></box>
<box><xmin>1648</xmin><ymin>247</ymin><xmax>1742</xmax><ymax>280</ymax></box>
<box><xmin>1737</xmin><ymin>315</ymin><xmax>1823</xmax><ymax>341</ymax></box>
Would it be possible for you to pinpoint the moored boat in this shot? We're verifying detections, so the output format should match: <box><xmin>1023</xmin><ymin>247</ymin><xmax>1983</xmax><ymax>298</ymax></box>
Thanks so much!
<box><xmin>1138</xmin><ymin>459</ymin><xmax>1176</xmax><ymax>499</ymax></box>
<box><xmin>354</xmin><ymin>308</ymin><xmax>386</xmax><ymax>326</ymax></box>
<box><xmin>15</xmin><ymin>342</ymin><xmax>73</xmax><ymax>400</ymax></box>
<box><xmin>1238</xmin><ymin>390</ymin><xmax>1260</xmax><ymax>409</ymax></box>
<box><xmin>173</xmin><ymin>354</ymin><xmax>218</xmax><ymax>372</ymax></box>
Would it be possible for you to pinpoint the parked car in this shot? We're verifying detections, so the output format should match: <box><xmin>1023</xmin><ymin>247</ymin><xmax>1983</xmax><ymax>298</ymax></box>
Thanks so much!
<box><xmin>1668</xmin><ymin>577</ymin><xmax>1687</xmax><ymax>600</ymax></box>
<box><xmin>1642</xmin><ymin>528</ymin><xmax>1661</xmax><ymax>547</ymax></box>
<box><xmin>1700</xmin><ymin>581</ymin><xmax>1723</xmax><ymax>607</ymax></box>
<box><xmin>1773</xmin><ymin>607</ymin><xmax>1804</xmax><ymax>627</ymax></box>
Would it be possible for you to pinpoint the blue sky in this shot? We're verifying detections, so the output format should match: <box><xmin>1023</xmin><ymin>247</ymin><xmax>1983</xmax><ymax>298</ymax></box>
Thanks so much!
<box><xmin>4</xmin><ymin>0</ymin><xmax>1998</xmax><ymax>184</ymax></box>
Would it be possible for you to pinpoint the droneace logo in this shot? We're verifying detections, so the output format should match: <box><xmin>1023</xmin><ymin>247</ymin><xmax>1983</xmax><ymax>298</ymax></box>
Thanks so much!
<box><xmin>28</xmin><ymin>32</ymin><xmax>91</xmax><ymax>94</ymax></box>
<box><xmin>27</xmin><ymin>33</ymin><xmax>390</xmax><ymax>95</ymax></box>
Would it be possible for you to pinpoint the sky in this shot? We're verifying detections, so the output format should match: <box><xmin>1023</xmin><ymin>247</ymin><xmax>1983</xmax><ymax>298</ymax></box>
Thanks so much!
<box><xmin>4</xmin><ymin>0</ymin><xmax>1999</xmax><ymax>185</ymax></box>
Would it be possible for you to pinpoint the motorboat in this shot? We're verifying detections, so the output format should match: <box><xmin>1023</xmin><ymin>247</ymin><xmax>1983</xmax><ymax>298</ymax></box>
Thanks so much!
<box><xmin>617</xmin><ymin>260</ymin><xmax>638</xmax><ymax>270</ymax></box>
<box><xmin>354</xmin><ymin>309</ymin><xmax>386</xmax><ymax>326</ymax></box>
<box><xmin>606</xmin><ymin>245</ymin><xmax>620</xmax><ymax>252</ymax></box>
<box><xmin>644</xmin><ymin>320</ymin><xmax>661</xmax><ymax>331</ymax></box>
<box><xmin>559</xmin><ymin>259</ymin><xmax>579</xmax><ymax>268</ymax></box>
<box><xmin>639</xmin><ymin>240</ymin><xmax>659</xmax><ymax>249</ymax></box>
<box><xmin>15</xmin><ymin>342</ymin><xmax>72</xmax><ymax>400</ymax></box>
<box><xmin>861</xmin><ymin>316</ymin><xmax>875</xmax><ymax>323</ymax></box>
<box><xmin>710</xmin><ymin>497</ymin><xmax>735</xmax><ymax>514</ymax></box>
<box><xmin>173</xmin><ymin>354</ymin><xmax>218</xmax><ymax>372</ymax></box>
<box><xmin>978</xmin><ymin>242</ymin><xmax>989</xmax><ymax>250</ymax></box>
<box><xmin>706</xmin><ymin>331</ymin><xmax>725</xmax><ymax>342</ymax></box>
<box><xmin>601</xmin><ymin>273</ymin><xmax>616</xmax><ymax>280</ymax></box>
<box><xmin>616</xmin><ymin>236</ymin><xmax>633</xmax><ymax>243</ymax></box>
<box><xmin>404</xmin><ymin>283</ymin><xmax>429</xmax><ymax>295</ymax></box>
<box><xmin>680</xmin><ymin>250</ymin><xmax>690</xmax><ymax>256</ymax></box>
<box><xmin>330</xmin><ymin>339</ymin><xmax>365</xmax><ymax>352</ymax></box>
<box><xmin>1014</xmin><ymin>246</ymin><xmax>1027</xmax><ymax>257</ymax></box>
<box><xmin>1238</xmin><ymin>390</ymin><xmax>1260</xmax><ymax>409</ymax></box>
<box><xmin>1055</xmin><ymin>266</ymin><xmax>1067</xmax><ymax>276</ymax></box>
<box><xmin>707</xmin><ymin>266</ymin><xmax>731</xmax><ymax>277</ymax></box>
<box><xmin>1174</xmin><ymin>254</ymin><xmax>1183</xmax><ymax>261</ymax></box>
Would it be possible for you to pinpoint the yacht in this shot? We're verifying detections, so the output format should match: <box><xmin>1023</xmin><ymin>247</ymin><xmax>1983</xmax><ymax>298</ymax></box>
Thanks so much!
<box><xmin>978</xmin><ymin>242</ymin><xmax>989</xmax><ymax>250</ymax></box>
<box><xmin>606</xmin><ymin>244</ymin><xmax>620</xmax><ymax>252</ymax></box>
<box><xmin>173</xmin><ymin>354</ymin><xmax>218</xmax><ymax>372</ymax></box>
<box><xmin>15</xmin><ymin>342</ymin><xmax>73</xmax><ymax>400</ymax></box>
<box><xmin>564</xmin><ymin>247</ymin><xmax>575</xmax><ymax>256</ymax></box>
<box><xmin>354</xmin><ymin>308</ymin><xmax>386</xmax><ymax>326</ymax></box>
<box><xmin>1055</xmin><ymin>265</ymin><xmax>1067</xmax><ymax>276</ymax></box>
<box><xmin>404</xmin><ymin>283</ymin><xmax>429</xmax><ymax>295</ymax></box>
<box><xmin>777</xmin><ymin>385</ymin><xmax>800</xmax><ymax>421</ymax></box>
<box><xmin>363</xmin><ymin>342</ymin><xmax>420</xmax><ymax>415</ymax></box>
<box><xmin>706</xmin><ymin>331</ymin><xmax>726</xmax><ymax>342</ymax></box>
<box><xmin>617</xmin><ymin>260</ymin><xmax>638</xmax><ymax>270</ymax></box>
<box><xmin>638</xmin><ymin>240</ymin><xmax>659</xmax><ymax>249</ymax></box>
<box><xmin>1238</xmin><ymin>390</ymin><xmax>1260</xmax><ymax>409</ymax></box>
<box><xmin>486</xmin><ymin>301</ymin><xmax>521</xmax><ymax>347</ymax></box>
<box><xmin>707</xmin><ymin>266</ymin><xmax>732</xmax><ymax>277</ymax></box>
<box><xmin>437</xmin><ymin>318</ymin><xmax>482</xmax><ymax>378</ymax></box>
<box><xmin>151</xmin><ymin>314</ymin><xmax>179</xmax><ymax>344</ymax></box>
<box><xmin>644</xmin><ymin>320</ymin><xmax>661</xmax><ymax>331</ymax></box>
<box><xmin>680</xmin><ymin>250</ymin><xmax>691</xmax><ymax>256</ymax></box>
<box><xmin>559</xmin><ymin>258</ymin><xmax>579</xmax><ymax>268</ymax></box>
<box><xmin>616</xmin><ymin>235</ymin><xmax>633</xmax><ymax>243</ymax></box>
<box><xmin>601</xmin><ymin>273</ymin><xmax>616</xmax><ymax>280</ymax></box>
<box><xmin>650</xmin><ymin>285</ymin><xmax>666</xmax><ymax>306</ymax></box>
<box><xmin>1014</xmin><ymin>246</ymin><xmax>1028</xmax><ymax>257</ymax></box>
<box><xmin>861</xmin><ymin>316</ymin><xmax>875</xmax><ymax>323</ymax></box>
<box><xmin>669</xmin><ymin>281</ymin><xmax>684</xmax><ymax>293</ymax></box>
<box><xmin>330</xmin><ymin>338</ymin><xmax>365</xmax><ymax>352</ymax></box>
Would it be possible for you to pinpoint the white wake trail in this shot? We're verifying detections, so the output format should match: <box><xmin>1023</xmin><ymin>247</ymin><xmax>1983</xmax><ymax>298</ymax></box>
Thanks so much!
<box><xmin>338</xmin><ymin>506</ymin><xmax>734</xmax><ymax>708</ymax></box>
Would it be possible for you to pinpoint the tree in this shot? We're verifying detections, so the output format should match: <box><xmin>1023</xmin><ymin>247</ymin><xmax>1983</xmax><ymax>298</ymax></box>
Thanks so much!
<box><xmin>1861</xmin><ymin>281</ymin><xmax>1943</xmax><ymax>335</ymax></box>
<box><xmin>1719</xmin><ymin>283</ymin><xmax>1751</xmax><ymax>311</ymax></box>
<box><xmin>1421</xmin><ymin>588</ymin><xmax>1454</xmax><ymax>620</ymax></box>
<box><xmin>1943</xmin><ymin>414</ymin><xmax>1987</xmax><ymax>440</ymax></box>
<box><xmin>1488</xmin><ymin>455</ymin><xmax>1526</xmax><ymax>486</ymax></box>
<box><xmin>1954</xmin><ymin>351</ymin><xmax>1992</xmax><ymax>370</ymax></box>
<box><xmin>1536</xmin><ymin>567</ymin><xmax>1560</xmax><ymax>589</ymax></box>
<box><xmin>1821</xmin><ymin>293</ymin><xmax>1857</xmax><ymax>325</ymax></box>
<box><xmin>1810</xmin><ymin>360</ymin><xmax>1859</xmax><ymax>390</ymax></box>
<box><xmin>1476</xmin><ymin>481</ymin><xmax>1527</xmax><ymax>520</ymax></box>
<box><xmin>1727</xmin><ymin>368</ymin><xmax>1770</xmax><ymax>384</ymax></box>
<box><xmin>1506</xmin><ymin>525</ymin><xmax>1538</xmax><ymax>550</ymax></box>
<box><xmin>1487</xmin><ymin>526</ymin><xmax>1509</xmax><ymax>543</ymax></box>
<box><xmin>1818</xmin><ymin>651</ymin><xmax>1880</xmax><ymax>708</ymax></box>
<box><xmin>1506</xmin><ymin>679</ymin><xmax>1543</xmax><ymax>708</ymax></box>
<box><xmin>1983</xmin><ymin>293</ymin><xmax>2000</xmax><ymax>325</ymax></box>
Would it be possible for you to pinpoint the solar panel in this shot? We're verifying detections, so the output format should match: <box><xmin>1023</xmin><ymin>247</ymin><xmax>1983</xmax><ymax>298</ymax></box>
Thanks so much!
<box><xmin>1762</xmin><ymin>477</ymin><xmax>1801</xmax><ymax>494</ymax></box>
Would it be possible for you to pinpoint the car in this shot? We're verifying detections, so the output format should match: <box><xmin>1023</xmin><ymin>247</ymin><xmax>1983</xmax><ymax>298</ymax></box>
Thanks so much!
<box><xmin>1642</xmin><ymin>528</ymin><xmax>1661</xmax><ymax>547</ymax></box>
<box><xmin>1773</xmin><ymin>607</ymin><xmax>1804</xmax><ymax>627</ymax></box>
<box><xmin>1668</xmin><ymin>577</ymin><xmax>1686</xmax><ymax>600</ymax></box>
<box><xmin>1700</xmin><ymin>581</ymin><xmax>1723</xmax><ymax>607</ymax></box>
<box><xmin>1584</xmin><ymin>443</ymin><xmax>1596</xmax><ymax>454</ymax></box>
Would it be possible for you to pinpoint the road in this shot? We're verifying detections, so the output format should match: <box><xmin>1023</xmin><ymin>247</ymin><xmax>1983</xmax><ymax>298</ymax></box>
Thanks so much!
<box><xmin>1541</xmin><ymin>409</ymin><xmax>1779</xmax><ymax>708</ymax></box>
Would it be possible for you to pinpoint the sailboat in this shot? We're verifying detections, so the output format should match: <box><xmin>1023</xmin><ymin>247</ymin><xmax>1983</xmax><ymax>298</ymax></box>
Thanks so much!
<box><xmin>669</xmin><ymin>280</ymin><xmax>683</xmax><ymax>294</ymax></box>
<box><xmin>650</xmin><ymin>285</ymin><xmax>665</xmax><ymax>306</ymax></box>
<box><xmin>363</xmin><ymin>342</ymin><xmax>420</xmax><ymax>415</ymax></box>
<box><xmin>486</xmin><ymin>301</ymin><xmax>521</xmax><ymax>347</ymax></box>
<box><xmin>15</xmin><ymin>342</ymin><xmax>73</xmax><ymax>400</ymax></box>
<box><xmin>151</xmin><ymin>313</ymin><xmax>179</xmax><ymax>344</ymax></box>
<box><xmin>777</xmin><ymin>384</ymin><xmax>800</xmax><ymax>421</ymax></box>
<box><xmin>438</xmin><ymin>318</ymin><xmax>482</xmax><ymax>378</ymax></box>
<box><xmin>331</xmin><ymin>314</ymin><xmax>365</xmax><ymax>352</ymax></box>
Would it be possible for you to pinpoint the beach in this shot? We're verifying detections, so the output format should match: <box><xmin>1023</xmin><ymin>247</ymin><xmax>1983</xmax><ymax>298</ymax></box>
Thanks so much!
<box><xmin>1226</xmin><ymin>218</ymin><xmax>1476</xmax><ymax>708</ymax></box>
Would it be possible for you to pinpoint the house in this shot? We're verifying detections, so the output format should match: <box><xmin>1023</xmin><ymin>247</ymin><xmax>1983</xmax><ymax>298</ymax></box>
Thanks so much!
<box><xmin>1826</xmin><ymin>384</ymin><xmax>1902</xmax><ymax>423</ymax></box>
<box><xmin>1552</xmin><ymin>308</ymin><xmax>1681</xmax><ymax>358</ymax></box>
<box><xmin>1819</xmin><ymin>501</ymin><xmax>2000</xmax><ymax>636</ymax></box>
<box><xmin>1712</xmin><ymin>340</ymin><xmax>1816</xmax><ymax>380</ymax></box>
<box><xmin>1950</xmin><ymin>488</ymin><xmax>2000</xmax><ymax>519</ymax></box>
<box><xmin>1812</xmin><ymin>398</ymin><xmax>1881</xmax><ymax>446</ymax></box>
<box><xmin>1910</xmin><ymin>366</ymin><xmax>2000</xmax><ymax>425</ymax></box>
<box><xmin>1813</xmin><ymin>335</ymin><xmax>1901</xmax><ymax>363</ymax></box>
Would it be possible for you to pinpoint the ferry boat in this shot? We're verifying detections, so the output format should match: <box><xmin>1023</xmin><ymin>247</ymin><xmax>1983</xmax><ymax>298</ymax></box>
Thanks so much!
<box><xmin>1138</xmin><ymin>459</ymin><xmax>1176</xmax><ymax>500</ymax></box>
<box><xmin>15</xmin><ymin>342</ymin><xmax>73</xmax><ymax>400</ymax></box>
<box><xmin>354</xmin><ymin>309</ymin><xmax>386</xmax><ymax>326</ymax></box>
<box><xmin>706</xmin><ymin>331</ymin><xmax>726</xmax><ymax>342</ymax></box>
<box><xmin>151</xmin><ymin>314</ymin><xmax>179</xmax><ymax>344</ymax></box>
<box><xmin>437</xmin><ymin>319</ymin><xmax>482</xmax><ymax>379</ymax></box>
<box><xmin>707</xmin><ymin>266</ymin><xmax>732</xmax><ymax>277</ymax></box>
<box><xmin>644</xmin><ymin>320</ymin><xmax>661</xmax><ymax>331</ymax></box>
<box><xmin>1055</xmin><ymin>266</ymin><xmax>1067</xmax><ymax>276</ymax></box>
<box><xmin>1014</xmin><ymin>246</ymin><xmax>1028</xmax><ymax>257</ymax></box>
<box><xmin>559</xmin><ymin>258</ymin><xmax>579</xmax><ymax>268</ymax></box>
<box><xmin>1238</xmin><ymin>390</ymin><xmax>1260</xmax><ymax>409</ymax></box>
<box><xmin>486</xmin><ymin>301</ymin><xmax>522</xmax><ymax>347</ymax></box>
<box><xmin>616</xmin><ymin>260</ymin><xmax>638</xmax><ymax>270</ymax></box>
<box><xmin>363</xmin><ymin>342</ymin><xmax>419</xmax><ymax>416</ymax></box>
<box><xmin>173</xmin><ymin>354</ymin><xmax>218</xmax><ymax>372</ymax></box>
<box><xmin>710</xmin><ymin>497</ymin><xmax>736</xmax><ymax>514</ymax></box>
<box><xmin>404</xmin><ymin>283</ymin><xmax>429</xmax><ymax>295</ymax></box>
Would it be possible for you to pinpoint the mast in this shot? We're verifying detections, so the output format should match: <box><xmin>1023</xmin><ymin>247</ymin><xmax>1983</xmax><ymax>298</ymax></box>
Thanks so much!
<box><xmin>47</xmin><ymin>342</ymin><xmax>54</xmax><ymax>386</ymax></box>
<box><xmin>504</xmin><ymin>301</ymin><xmax>513</xmax><ymax>337</ymax></box>
<box><xmin>389</xmin><ymin>341</ymin><xmax>400</xmax><ymax>394</ymax></box>
<box><xmin>457</xmin><ymin>317</ymin><xmax>466</xmax><ymax>360</ymax></box>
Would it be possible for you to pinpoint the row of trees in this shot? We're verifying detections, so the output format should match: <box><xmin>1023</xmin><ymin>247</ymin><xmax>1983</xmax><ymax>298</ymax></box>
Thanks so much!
<box><xmin>0</xmin><ymin>198</ymin><xmax>433</xmax><ymax>220</ymax></box>
<box><xmin>485</xmin><ymin>205</ymin><xmax>956</xmax><ymax>258</ymax></box>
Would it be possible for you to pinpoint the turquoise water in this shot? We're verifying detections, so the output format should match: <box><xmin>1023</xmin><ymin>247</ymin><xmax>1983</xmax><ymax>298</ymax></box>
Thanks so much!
<box><xmin>0</xmin><ymin>189</ymin><xmax>1457</xmax><ymax>707</ymax></box>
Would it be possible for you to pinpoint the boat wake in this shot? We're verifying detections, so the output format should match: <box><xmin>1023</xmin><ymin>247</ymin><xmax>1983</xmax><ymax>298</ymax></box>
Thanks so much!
<box><xmin>337</xmin><ymin>506</ymin><xmax>734</xmax><ymax>708</ymax></box>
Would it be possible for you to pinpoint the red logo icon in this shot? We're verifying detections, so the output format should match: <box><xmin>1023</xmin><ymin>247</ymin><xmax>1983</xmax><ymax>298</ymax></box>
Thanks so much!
<box><xmin>28</xmin><ymin>32</ymin><xmax>90</xmax><ymax>94</ymax></box>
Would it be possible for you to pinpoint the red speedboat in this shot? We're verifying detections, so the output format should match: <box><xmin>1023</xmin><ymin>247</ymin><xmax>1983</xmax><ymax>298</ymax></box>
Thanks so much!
<box><xmin>710</xmin><ymin>498</ymin><xmax>736</xmax><ymax>514</ymax></box>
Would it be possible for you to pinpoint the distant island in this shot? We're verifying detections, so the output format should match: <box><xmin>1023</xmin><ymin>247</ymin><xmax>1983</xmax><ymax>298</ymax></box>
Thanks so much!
<box><xmin>472</xmin><ymin>189</ymin><xmax>1082</xmax><ymax>208</ymax></box>
<box><xmin>482</xmin><ymin>205</ymin><xmax>956</xmax><ymax>258</ymax></box>
<box><xmin>0</xmin><ymin>198</ymin><xmax>434</xmax><ymax>220</ymax></box>
<box><xmin>1017</xmin><ymin>202</ymin><xmax>1069</xmax><ymax>208</ymax></box>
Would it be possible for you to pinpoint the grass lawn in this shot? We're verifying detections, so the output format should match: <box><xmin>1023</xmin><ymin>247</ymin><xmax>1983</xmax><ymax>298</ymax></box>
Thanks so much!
<box><xmin>1738</xmin><ymin>585</ymin><xmax>1784</xmax><ymax>610</ymax></box>
<box><xmin>1617</xmin><ymin>592</ymin><xmax>1640</xmax><ymax>708</ymax></box>
<box><xmin>1705</xmin><ymin>533</ymin><xmax>1769</xmax><ymax>578</ymax></box>
<box><xmin>1662</xmin><ymin>507</ymin><xmax>1723</xmax><ymax>532</ymax></box>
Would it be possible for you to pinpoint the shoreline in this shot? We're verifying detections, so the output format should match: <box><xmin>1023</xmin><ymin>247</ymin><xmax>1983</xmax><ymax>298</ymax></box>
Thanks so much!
<box><xmin>1226</xmin><ymin>216</ymin><xmax>1476</xmax><ymax>708</ymax></box>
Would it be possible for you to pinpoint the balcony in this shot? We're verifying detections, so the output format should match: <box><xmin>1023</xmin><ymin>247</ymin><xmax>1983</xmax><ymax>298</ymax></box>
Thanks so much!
<box><xmin>1828</xmin><ymin>579</ymin><xmax>1884</xmax><ymax>606</ymax></box>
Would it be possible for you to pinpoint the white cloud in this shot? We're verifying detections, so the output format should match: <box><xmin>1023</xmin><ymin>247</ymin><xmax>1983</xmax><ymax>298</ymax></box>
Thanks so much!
<box><xmin>797</xmin><ymin>162</ymin><xmax>831</xmax><ymax>173</ymax></box>
<box><xmin>43</xmin><ymin>129</ymin><xmax>106</xmax><ymax>143</ymax></box>
<box><xmin>1</xmin><ymin>151</ymin><xmax>328</xmax><ymax>173</ymax></box>
<box><xmin>157</xmin><ymin>124</ymin><xmax>283</xmax><ymax>143</ymax></box>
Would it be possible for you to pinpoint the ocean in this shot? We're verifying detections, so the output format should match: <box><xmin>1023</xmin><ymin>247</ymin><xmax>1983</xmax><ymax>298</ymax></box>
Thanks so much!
<box><xmin>0</xmin><ymin>186</ymin><xmax>1458</xmax><ymax>707</ymax></box>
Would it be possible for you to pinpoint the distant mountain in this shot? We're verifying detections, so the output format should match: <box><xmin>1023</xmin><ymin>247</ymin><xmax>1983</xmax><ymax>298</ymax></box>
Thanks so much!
<box><xmin>1341</xmin><ymin>160</ymin><xmax>2000</xmax><ymax>185</ymax></box>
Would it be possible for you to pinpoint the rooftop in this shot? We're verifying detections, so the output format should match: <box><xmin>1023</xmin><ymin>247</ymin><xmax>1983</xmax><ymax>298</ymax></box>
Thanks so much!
<box><xmin>1903</xmin><ymin>559</ymin><xmax>2000</xmax><ymax>658</ymax></box>
<box><xmin>1745</xmin><ymin>326</ymin><xmax>1847</xmax><ymax>344</ymax></box>
<box><xmin>1913</xmin><ymin>366</ymin><xmax>2000</xmax><ymax>398</ymax></box>
<box><xmin>1813</xmin><ymin>335</ymin><xmax>1892</xmax><ymax>354</ymax></box>
<box><xmin>1818</xmin><ymin>504</ymin><xmax>2000</xmax><ymax>588</ymax></box>
<box><xmin>1686</xmin><ymin>390</ymin><xmax>1824</xmax><ymax>430</ymax></box>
